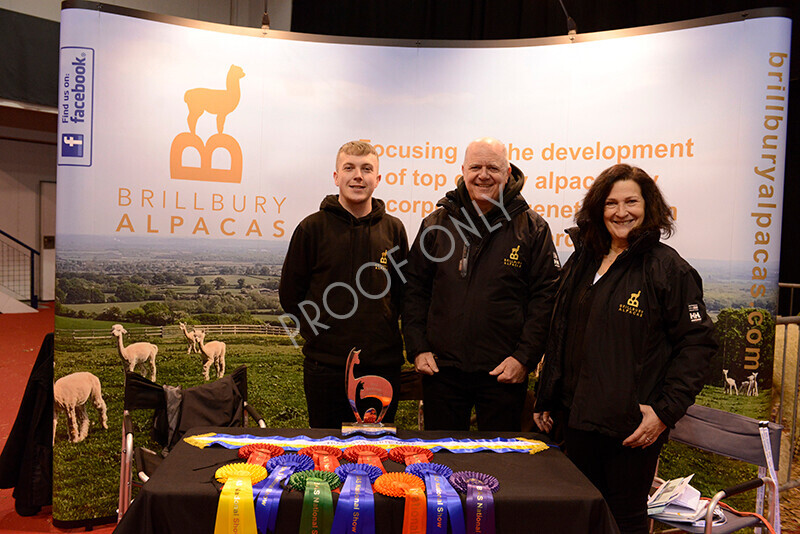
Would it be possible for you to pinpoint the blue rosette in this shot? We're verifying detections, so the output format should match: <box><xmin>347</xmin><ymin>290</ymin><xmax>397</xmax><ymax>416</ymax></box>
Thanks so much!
<box><xmin>407</xmin><ymin>463</ymin><xmax>463</xmax><ymax>534</ymax></box>
<box><xmin>265</xmin><ymin>452</ymin><xmax>314</xmax><ymax>473</ymax></box>
<box><xmin>255</xmin><ymin>453</ymin><xmax>316</xmax><ymax>534</ymax></box>
<box><xmin>335</xmin><ymin>463</ymin><xmax>383</xmax><ymax>484</ymax></box>
<box><xmin>405</xmin><ymin>462</ymin><xmax>453</xmax><ymax>479</ymax></box>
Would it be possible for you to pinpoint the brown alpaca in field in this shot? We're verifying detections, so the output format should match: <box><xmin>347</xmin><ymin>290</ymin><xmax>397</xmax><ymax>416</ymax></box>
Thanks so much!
<box><xmin>54</xmin><ymin>372</ymin><xmax>108</xmax><ymax>443</ymax></box>
<box><xmin>184</xmin><ymin>65</ymin><xmax>245</xmax><ymax>135</ymax></box>
<box><xmin>195</xmin><ymin>329</ymin><xmax>226</xmax><ymax>381</ymax></box>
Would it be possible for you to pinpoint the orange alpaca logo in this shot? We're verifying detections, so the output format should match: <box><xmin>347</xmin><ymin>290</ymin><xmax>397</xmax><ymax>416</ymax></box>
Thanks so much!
<box><xmin>170</xmin><ymin>65</ymin><xmax>245</xmax><ymax>183</ymax></box>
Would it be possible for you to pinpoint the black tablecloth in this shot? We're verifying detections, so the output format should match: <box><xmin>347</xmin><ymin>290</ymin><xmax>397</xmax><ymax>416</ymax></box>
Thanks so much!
<box><xmin>114</xmin><ymin>427</ymin><xmax>619</xmax><ymax>534</ymax></box>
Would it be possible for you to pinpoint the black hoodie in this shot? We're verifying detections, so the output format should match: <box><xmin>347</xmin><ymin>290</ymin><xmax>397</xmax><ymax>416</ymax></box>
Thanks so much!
<box><xmin>403</xmin><ymin>164</ymin><xmax>560</xmax><ymax>372</ymax></box>
<box><xmin>279</xmin><ymin>195</ymin><xmax>408</xmax><ymax>368</ymax></box>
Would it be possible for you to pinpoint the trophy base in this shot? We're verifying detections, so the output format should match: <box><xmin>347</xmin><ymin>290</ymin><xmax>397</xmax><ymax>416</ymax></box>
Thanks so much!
<box><xmin>341</xmin><ymin>423</ymin><xmax>397</xmax><ymax>436</ymax></box>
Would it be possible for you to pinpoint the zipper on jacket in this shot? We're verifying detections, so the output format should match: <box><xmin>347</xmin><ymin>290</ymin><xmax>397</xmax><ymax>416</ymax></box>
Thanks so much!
<box><xmin>458</xmin><ymin>241</ymin><xmax>470</xmax><ymax>278</ymax></box>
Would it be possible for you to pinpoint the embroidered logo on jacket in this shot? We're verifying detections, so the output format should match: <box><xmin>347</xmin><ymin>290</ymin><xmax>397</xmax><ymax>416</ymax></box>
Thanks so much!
<box><xmin>504</xmin><ymin>245</ymin><xmax>522</xmax><ymax>268</ymax></box>
<box><xmin>376</xmin><ymin>250</ymin><xmax>389</xmax><ymax>270</ymax></box>
<box><xmin>619</xmin><ymin>290</ymin><xmax>644</xmax><ymax>317</ymax></box>
<box><xmin>688</xmin><ymin>303</ymin><xmax>702</xmax><ymax>322</ymax></box>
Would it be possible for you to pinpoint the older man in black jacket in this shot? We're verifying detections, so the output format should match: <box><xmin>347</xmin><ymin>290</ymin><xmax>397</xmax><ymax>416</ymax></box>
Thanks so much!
<box><xmin>403</xmin><ymin>137</ymin><xmax>560</xmax><ymax>431</ymax></box>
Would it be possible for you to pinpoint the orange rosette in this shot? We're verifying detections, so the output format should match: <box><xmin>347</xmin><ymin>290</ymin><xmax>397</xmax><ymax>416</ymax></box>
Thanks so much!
<box><xmin>373</xmin><ymin>472</ymin><xmax>425</xmax><ymax>498</ymax></box>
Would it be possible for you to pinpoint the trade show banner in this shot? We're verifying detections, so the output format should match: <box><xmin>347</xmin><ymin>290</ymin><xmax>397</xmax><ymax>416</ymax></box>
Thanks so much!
<box><xmin>55</xmin><ymin>1</ymin><xmax>790</xmax><ymax>523</ymax></box>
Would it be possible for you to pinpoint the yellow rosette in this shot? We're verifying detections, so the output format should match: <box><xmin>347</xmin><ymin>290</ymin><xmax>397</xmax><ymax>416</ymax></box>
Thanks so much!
<box><xmin>213</xmin><ymin>463</ymin><xmax>267</xmax><ymax>534</ymax></box>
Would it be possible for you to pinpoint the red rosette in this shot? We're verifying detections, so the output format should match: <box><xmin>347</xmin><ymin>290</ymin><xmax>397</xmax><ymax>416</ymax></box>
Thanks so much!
<box><xmin>238</xmin><ymin>443</ymin><xmax>285</xmax><ymax>466</ymax></box>
<box><xmin>387</xmin><ymin>446</ymin><xmax>433</xmax><ymax>465</ymax></box>
<box><xmin>343</xmin><ymin>445</ymin><xmax>388</xmax><ymax>463</ymax></box>
<box><xmin>298</xmin><ymin>445</ymin><xmax>343</xmax><ymax>472</ymax></box>
<box><xmin>373</xmin><ymin>472</ymin><xmax>425</xmax><ymax>498</ymax></box>
<box><xmin>343</xmin><ymin>444</ymin><xmax>389</xmax><ymax>473</ymax></box>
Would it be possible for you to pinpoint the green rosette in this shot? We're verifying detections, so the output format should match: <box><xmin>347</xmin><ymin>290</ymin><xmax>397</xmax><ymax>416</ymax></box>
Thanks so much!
<box><xmin>287</xmin><ymin>470</ymin><xmax>342</xmax><ymax>492</ymax></box>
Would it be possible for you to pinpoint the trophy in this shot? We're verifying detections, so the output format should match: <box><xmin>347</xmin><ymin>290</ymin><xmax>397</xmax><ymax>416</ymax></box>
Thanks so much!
<box><xmin>342</xmin><ymin>348</ymin><xmax>396</xmax><ymax>436</ymax></box>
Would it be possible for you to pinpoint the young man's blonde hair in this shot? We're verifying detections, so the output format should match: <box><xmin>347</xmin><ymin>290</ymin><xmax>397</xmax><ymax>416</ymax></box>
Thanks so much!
<box><xmin>336</xmin><ymin>140</ymin><xmax>378</xmax><ymax>167</ymax></box>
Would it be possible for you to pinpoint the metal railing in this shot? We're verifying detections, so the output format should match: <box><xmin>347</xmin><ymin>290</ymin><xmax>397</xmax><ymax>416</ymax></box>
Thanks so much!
<box><xmin>57</xmin><ymin>323</ymin><xmax>296</xmax><ymax>340</ymax></box>
<box><xmin>0</xmin><ymin>229</ymin><xmax>39</xmax><ymax>308</ymax></box>
<box><xmin>776</xmin><ymin>281</ymin><xmax>800</xmax><ymax>492</ymax></box>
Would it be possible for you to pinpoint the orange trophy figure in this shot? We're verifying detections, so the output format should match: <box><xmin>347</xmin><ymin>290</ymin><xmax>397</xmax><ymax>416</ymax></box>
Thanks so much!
<box><xmin>344</xmin><ymin>348</ymin><xmax>395</xmax><ymax>435</ymax></box>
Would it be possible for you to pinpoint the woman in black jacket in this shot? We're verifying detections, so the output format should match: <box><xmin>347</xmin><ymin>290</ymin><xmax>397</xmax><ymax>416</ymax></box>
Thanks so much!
<box><xmin>533</xmin><ymin>164</ymin><xmax>716</xmax><ymax>534</ymax></box>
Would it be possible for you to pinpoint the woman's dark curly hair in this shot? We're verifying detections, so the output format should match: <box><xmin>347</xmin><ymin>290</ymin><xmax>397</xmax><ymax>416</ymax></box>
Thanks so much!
<box><xmin>575</xmin><ymin>163</ymin><xmax>675</xmax><ymax>258</ymax></box>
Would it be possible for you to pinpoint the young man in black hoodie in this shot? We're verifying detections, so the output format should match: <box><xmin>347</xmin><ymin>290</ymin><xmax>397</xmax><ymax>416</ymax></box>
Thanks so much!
<box><xmin>403</xmin><ymin>137</ymin><xmax>560</xmax><ymax>431</ymax></box>
<box><xmin>279</xmin><ymin>141</ymin><xmax>408</xmax><ymax>428</ymax></box>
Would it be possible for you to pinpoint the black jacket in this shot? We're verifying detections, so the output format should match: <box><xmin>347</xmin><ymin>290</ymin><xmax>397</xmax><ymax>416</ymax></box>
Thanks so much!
<box><xmin>535</xmin><ymin>227</ymin><xmax>717</xmax><ymax>438</ymax></box>
<box><xmin>403</xmin><ymin>164</ymin><xmax>560</xmax><ymax>372</ymax></box>
<box><xmin>279</xmin><ymin>196</ymin><xmax>408</xmax><ymax>368</ymax></box>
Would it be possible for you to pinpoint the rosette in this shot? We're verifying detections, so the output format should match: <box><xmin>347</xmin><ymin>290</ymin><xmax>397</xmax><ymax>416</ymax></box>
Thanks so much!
<box><xmin>449</xmin><ymin>471</ymin><xmax>500</xmax><ymax>494</ymax></box>
<box><xmin>334</xmin><ymin>463</ymin><xmax>383</xmax><ymax>484</ymax></box>
<box><xmin>255</xmin><ymin>454</ymin><xmax>316</xmax><ymax>534</ymax></box>
<box><xmin>299</xmin><ymin>445</ymin><xmax>343</xmax><ymax>472</ymax></box>
<box><xmin>331</xmin><ymin>465</ymin><xmax>380</xmax><ymax>534</ymax></box>
<box><xmin>343</xmin><ymin>445</ymin><xmax>388</xmax><ymax>473</ymax></box>
<box><xmin>298</xmin><ymin>476</ymin><xmax>336</xmax><ymax>534</ymax></box>
<box><xmin>407</xmin><ymin>464</ymin><xmax>463</xmax><ymax>534</ymax></box>
<box><xmin>265</xmin><ymin>453</ymin><xmax>315</xmax><ymax>473</ymax></box>
<box><xmin>238</xmin><ymin>443</ymin><xmax>284</xmax><ymax>467</ymax></box>
<box><xmin>449</xmin><ymin>471</ymin><xmax>498</xmax><ymax>534</ymax></box>
<box><xmin>388</xmin><ymin>445</ymin><xmax>433</xmax><ymax>465</ymax></box>
<box><xmin>214</xmin><ymin>463</ymin><xmax>267</xmax><ymax>485</ymax></box>
<box><xmin>374</xmin><ymin>473</ymin><xmax>426</xmax><ymax>534</ymax></box>
<box><xmin>405</xmin><ymin>462</ymin><xmax>453</xmax><ymax>479</ymax></box>
<box><xmin>287</xmin><ymin>470</ymin><xmax>342</xmax><ymax>492</ymax></box>
<box><xmin>213</xmin><ymin>464</ymin><xmax>265</xmax><ymax>534</ymax></box>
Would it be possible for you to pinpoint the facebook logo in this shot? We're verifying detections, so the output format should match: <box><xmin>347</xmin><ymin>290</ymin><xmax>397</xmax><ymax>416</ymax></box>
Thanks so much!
<box><xmin>62</xmin><ymin>134</ymin><xmax>84</xmax><ymax>157</ymax></box>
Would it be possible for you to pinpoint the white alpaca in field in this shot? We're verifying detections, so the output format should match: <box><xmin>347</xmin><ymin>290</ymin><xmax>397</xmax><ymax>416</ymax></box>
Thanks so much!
<box><xmin>195</xmin><ymin>329</ymin><xmax>226</xmax><ymax>381</ymax></box>
<box><xmin>111</xmin><ymin>324</ymin><xmax>158</xmax><ymax>381</ymax></box>
<box><xmin>746</xmin><ymin>372</ymin><xmax>759</xmax><ymax>396</ymax></box>
<box><xmin>179</xmin><ymin>322</ymin><xmax>200</xmax><ymax>354</ymax></box>
<box><xmin>722</xmin><ymin>369</ymin><xmax>739</xmax><ymax>395</ymax></box>
<box><xmin>53</xmin><ymin>372</ymin><xmax>108</xmax><ymax>443</ymax></box>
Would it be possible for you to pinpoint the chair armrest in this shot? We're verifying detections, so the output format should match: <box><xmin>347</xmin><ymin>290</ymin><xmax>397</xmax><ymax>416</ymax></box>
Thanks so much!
<box><xmin>703</xmin><ymin>477</ymin><xmax>775</xmax><ymax>534</ymax></box>
<box><xmin>244</xmin><ymin>401</ymin><xmax>267</xmax><ymax>428</ymax></box>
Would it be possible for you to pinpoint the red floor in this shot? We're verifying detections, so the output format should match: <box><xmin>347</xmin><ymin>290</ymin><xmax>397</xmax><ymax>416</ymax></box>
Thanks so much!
<box><xmin>0</xmin><ymin>305</ymin><xmax>114</xmax><ymax>534</ymax></box>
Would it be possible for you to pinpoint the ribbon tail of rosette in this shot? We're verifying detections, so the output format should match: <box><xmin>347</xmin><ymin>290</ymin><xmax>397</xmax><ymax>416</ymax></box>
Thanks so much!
<box><xmin>442</xmin><ymin>477</ymin><xmax>466</xmax><ymax>534</ymax></box>
<box><xmin>255</xmin><ymin>465</ymin><xmax>294</xmax><ymax>533</ymax></box>
<box><xmin>331</xmin><ymin>473</ymin><xmax>374</xmax><ymax>534</ymax></box>
<box><xmin>314</xmin><ymin>452</ymin><xmax>341</xmax><ymax>472</ymax></box>
<box><xmin>214</xmin><ymin>474</ymin><xmax>258</xmax><ymax>534</ymax></box>
<box><xmin>466</xmin><ymin>484</ymin><xmax>495</xmax><ymax>534</ymax></box>
<box><xmin>357</xmin><ymin>452</ymin><xmax>386</xmax><ymax>474</ymax></box>
<box><xmin>424</xmin><ymin>474</ymin><xmax>448</xmax><ymax>534</ymax></box>
<box><xmin>402</xmin><ymin>487</ymin><xmax>427</xmax><ymax>534</ymax></box>
<box><xmin>299</xmin><ymin>477</ymin><xmax>334</xmax><ymax>534</ymax></box>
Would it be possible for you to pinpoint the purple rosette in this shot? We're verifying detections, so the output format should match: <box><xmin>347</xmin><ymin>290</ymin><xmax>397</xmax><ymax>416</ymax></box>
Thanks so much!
<box><xmin>405</xmin><ymin>462</ymin><xmax>453</xmax><ymax>479</ymax></box>
<box><xmin>265</xmin><ymin>452</ymin><xmax>314</xmax><ymax>473</ymax></box>
<box><xmin>335</xmin><ymin>463</ymin><xmax>383</xmax><ymax>484</ymax></box>
<box><xmin>449</xmin><ymin>471</ymin><xmax>500</xmax><ymax>494</ymax></box>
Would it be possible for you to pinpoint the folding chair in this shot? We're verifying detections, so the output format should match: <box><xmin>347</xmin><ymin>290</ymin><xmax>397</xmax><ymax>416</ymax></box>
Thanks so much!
<box><xmin>117</xmin><ymin>365</ymin><xmax>265</xmax><ymax>520</ymax></box>
<box><xmin>652</xmin><ymin>403</ymin><xmax>782</xmax><ymax>534</ymax></box>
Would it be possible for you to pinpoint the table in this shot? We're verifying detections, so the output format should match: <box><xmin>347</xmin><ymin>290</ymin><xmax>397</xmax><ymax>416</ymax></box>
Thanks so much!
<box><xmin>114</xmin><ymin>427</ymin><xmax>619</xmax><ymax>534</ymax></box>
